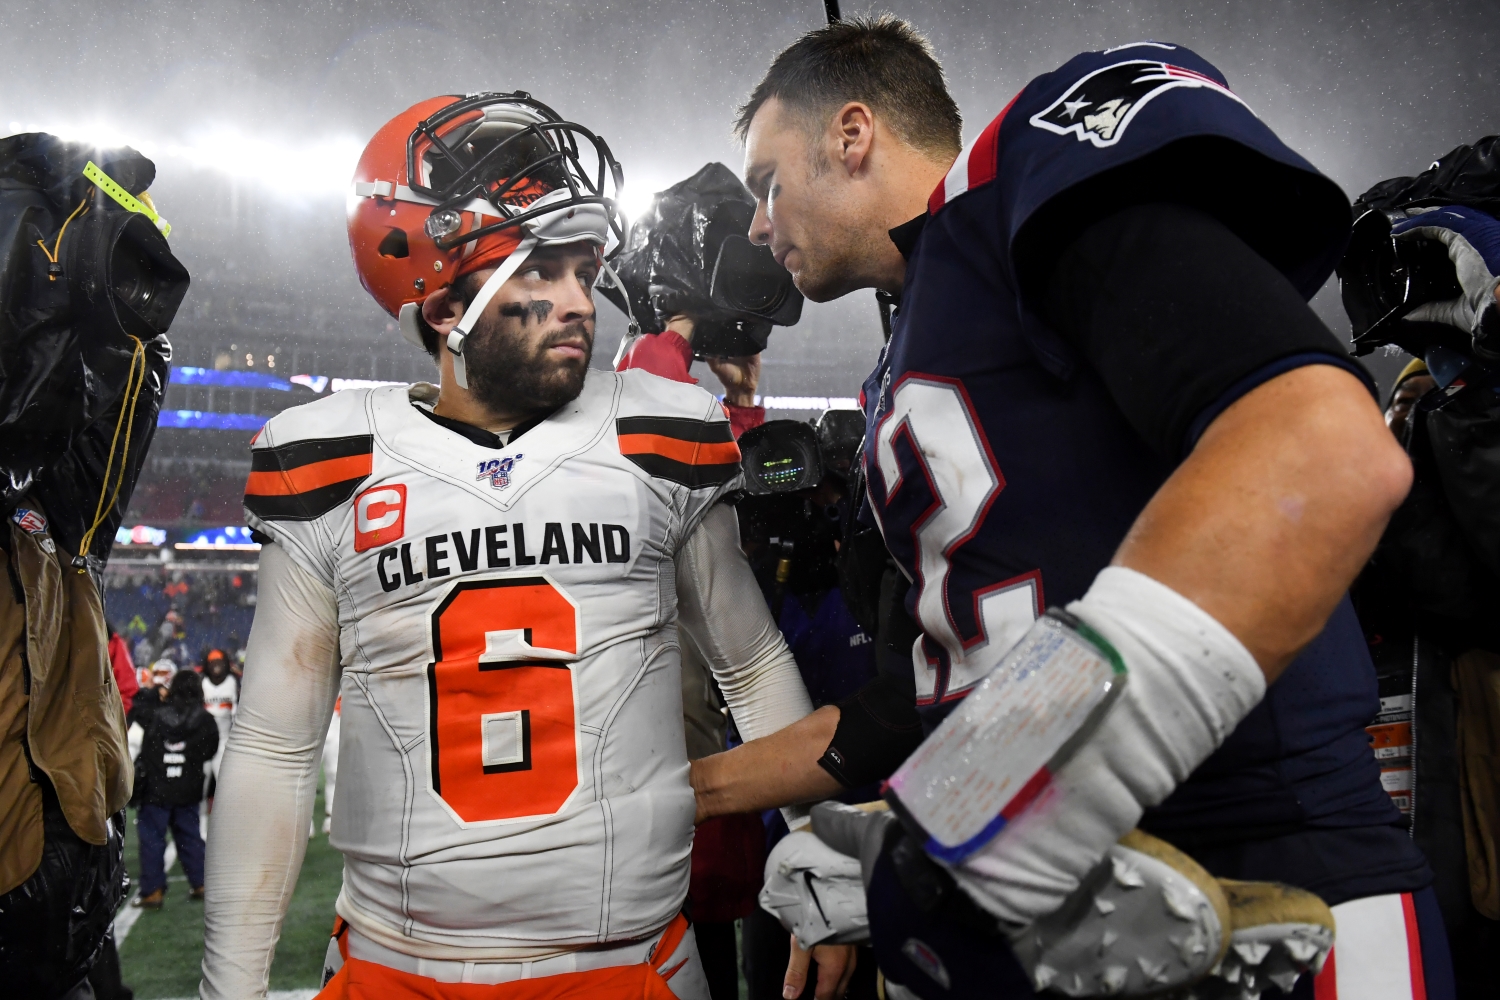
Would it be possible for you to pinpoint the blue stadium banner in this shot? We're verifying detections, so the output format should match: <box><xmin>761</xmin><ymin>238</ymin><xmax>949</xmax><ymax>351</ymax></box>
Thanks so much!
<box><xmin>158</xmin><ymin>410</ymin><xmax>268</xmax><ymax>431</ymax></box>
<box><xmin>170</xmin><ymin>366</ymin><xmax>294</xmax><ymax>391</ymax></box>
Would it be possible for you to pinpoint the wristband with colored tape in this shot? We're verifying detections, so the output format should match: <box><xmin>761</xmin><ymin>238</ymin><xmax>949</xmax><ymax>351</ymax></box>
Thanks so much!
<box><xmin>884</xmin><ymin>609</ymin><xmax>1126</xmax><ymax>864</ymax></box>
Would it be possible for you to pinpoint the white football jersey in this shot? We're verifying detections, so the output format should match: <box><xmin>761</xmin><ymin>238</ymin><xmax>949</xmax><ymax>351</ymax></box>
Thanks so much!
<box><xmin>201</xmin><ymin>675</ymin><xmax>238</xmax><ymax>719</ymax></box>
<box><xmin>243</xmin><ymin>371</ymin><xmax>742</xmax><ymax>952</ymax></box>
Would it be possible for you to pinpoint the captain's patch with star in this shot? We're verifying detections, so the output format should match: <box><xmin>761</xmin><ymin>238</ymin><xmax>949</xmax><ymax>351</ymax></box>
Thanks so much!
<box><xmin>1030</xmin><ymin>60</ymin><xmax>1246</xmax><ymax>148</ymax></box>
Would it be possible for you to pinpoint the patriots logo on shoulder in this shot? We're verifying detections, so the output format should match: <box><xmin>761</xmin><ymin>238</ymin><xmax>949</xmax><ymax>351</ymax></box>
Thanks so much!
<box><xmin>1030</xmin><ymin>60</ymin><xmax>1246</xmax><ymax>148</ymax></box>
<box><xmin>477</xmin><ymin>455</ymin><xmax>523</xmax><ymax>490</ymax></box>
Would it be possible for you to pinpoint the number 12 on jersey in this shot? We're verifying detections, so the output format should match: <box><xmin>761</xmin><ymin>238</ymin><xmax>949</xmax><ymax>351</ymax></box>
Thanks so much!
<box><xmin>426</xmin><ymin>576</ymin><xmax>582</xmax><ymax>824</ymax></box>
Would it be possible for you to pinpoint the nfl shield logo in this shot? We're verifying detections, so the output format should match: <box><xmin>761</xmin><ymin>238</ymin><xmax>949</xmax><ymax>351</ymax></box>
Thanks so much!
<box><xmin>11</xmin><ymin>508</ymin><xmax>47</xmax><ymax>534</ymax></box>
<box><xmin>476</xmin><ymin>455</ymin><xmax>523</xmax><ymax>490</ymax></box>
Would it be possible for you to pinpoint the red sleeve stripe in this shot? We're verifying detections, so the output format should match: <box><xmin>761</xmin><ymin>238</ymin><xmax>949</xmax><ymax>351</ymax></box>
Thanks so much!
<box><xmin>928</xmin><ymin>91</ymin><xmax>1021</xmax><ymax>215</ymax></box>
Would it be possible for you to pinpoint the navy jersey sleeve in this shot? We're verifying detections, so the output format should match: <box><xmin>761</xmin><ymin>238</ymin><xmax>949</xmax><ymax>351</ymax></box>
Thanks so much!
<box><xmin>1044</xmin><ymin>202</ymin><xmax>1372</xmax><ymax>457</ymax></box>
<box><xmin>934</xmin><ymin>43</ymin><xmax>1351</xmax><ymax>313</ymax></box>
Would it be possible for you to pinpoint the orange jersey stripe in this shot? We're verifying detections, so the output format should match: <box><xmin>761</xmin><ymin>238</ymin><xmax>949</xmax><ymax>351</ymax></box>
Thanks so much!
<box><xmin>617</xmin><ymin>433</ymin><xmax>741</xmax><ymax>466</ymax></box>
<box><xmin>245</xmin><ymin>453</ymin><xmax>373</xmax><ymax>497</ymax></box>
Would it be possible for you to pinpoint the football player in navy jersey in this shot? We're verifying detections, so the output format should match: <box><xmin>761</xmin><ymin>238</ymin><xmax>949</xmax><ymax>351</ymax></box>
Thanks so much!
<box><xmin>694</xmin><ymin>14</ymin><xmax>1459</xmax><ymax>1000</ymax></box>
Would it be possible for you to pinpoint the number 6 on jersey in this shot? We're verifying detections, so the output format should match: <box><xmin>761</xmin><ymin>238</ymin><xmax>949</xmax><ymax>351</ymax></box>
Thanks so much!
<box><xmin>426</xmin><ymin>576</ymin><xmax>582</xmax><ymax>824</ymax></box>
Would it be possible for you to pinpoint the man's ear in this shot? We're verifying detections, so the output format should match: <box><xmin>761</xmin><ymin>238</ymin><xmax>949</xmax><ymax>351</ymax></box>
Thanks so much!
<box><xmin>833</xmin><ymin>102</ymin><xmax>875</xmax><ymax>177</ymax></box>
<box><xmin>421</xmin><ymin>284</ymin><xmax>465</xmax><ymax>335</ymax></box>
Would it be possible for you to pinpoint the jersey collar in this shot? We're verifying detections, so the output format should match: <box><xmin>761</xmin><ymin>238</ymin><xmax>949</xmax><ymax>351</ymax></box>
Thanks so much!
<box><xmin>368</xmin><ymin>376</ymin><xmax>622</xmax><ymax>512</ymax></box>
<box><xmin>889</xmin><ymin>213</ymin><xmax>928</xmax><ymax>261</ymax></box>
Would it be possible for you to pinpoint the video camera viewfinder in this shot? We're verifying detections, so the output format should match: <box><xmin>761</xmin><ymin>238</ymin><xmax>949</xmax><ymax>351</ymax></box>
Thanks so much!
<box><xmin>738</xmin><ymin>420</ymin><xmax>824</xmax><ymax>495</ymax></box>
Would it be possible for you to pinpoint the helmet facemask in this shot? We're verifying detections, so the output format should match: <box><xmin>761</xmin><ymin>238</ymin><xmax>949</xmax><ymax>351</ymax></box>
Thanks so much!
<box><xmin>407</xmin><ymin>93</ymin><xmax>626</xmax><ymax>257</ymax></box>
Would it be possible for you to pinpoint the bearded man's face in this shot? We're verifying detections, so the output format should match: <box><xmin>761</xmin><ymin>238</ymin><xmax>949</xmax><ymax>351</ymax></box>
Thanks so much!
<box><xmin>450</xmin><ymin>243</ymin><xmax>600</xmax><ymax>415</ymax></box>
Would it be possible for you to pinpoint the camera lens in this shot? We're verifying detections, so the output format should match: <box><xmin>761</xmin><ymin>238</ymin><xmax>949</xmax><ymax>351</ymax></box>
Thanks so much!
<box><xmin>111</xmin><ymin>242</ymin><xmax>157</xmax><ymax>313</ymax></box>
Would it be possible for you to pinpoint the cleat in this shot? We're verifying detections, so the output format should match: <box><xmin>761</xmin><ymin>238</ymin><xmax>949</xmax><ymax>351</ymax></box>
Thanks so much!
<box><xmin>1269</xmin><ymin>969</ymin><xmax>1301</xmax><ymax>993</ymax></box>
<box><xmin>1111</xmin><ymin>855</ymin><xmax>1146</xmax><ymax>888</ymax></box>
<box><xmin>1007</xmin><ymin>833</ymin><xmax>1336</xmax><ymax>998</ymax></box>
<box><xmin>1233</xmin><ymin>941</ymin><xmax>1271</xmax><ymax>965</ymax></box>
<box><xmin>1010</xmin><ymin>830</ymin><xmax>1230</xmax><ymax>997</ymax></box>
<box><xmin>1284</xmin><ymin>937</ymin><xmax>1320</xmax><ymax>964</ymax></box>
<box><xmin>1191</xmin><ymin>881</ymin><xmax>1336</xmax><ymax>1000</ymax></box>
<box><xmin>1137</xmin><ymin>956</ymin><xmax>1170</xmax><ymax>984</ymax></box>
<box><xmin>1164</xmin><ymin>882</ymin><xmax>1203</xmax><ymax>921</ymax></box>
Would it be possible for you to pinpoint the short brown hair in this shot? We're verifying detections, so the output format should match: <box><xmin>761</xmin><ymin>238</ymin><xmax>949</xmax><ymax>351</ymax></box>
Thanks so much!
<box><xmin>734</xmin><ymin>15</ymin><xmax>962</xmax><ymax>159</ymax></box>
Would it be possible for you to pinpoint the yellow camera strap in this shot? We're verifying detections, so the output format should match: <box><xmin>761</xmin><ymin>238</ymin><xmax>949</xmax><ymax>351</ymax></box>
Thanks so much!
<box><xmin>82</xmin><ymin>161</ymin><xmax>171</xmax><ymax>237</ymax></box>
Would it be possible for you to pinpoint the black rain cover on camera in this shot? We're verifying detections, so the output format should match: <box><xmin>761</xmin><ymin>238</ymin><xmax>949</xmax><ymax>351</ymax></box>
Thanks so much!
<box><xmin>1354</xmin><ymin>135</ymin><xmax>1500</xmax><ymax>218</ymax></box>
<box><xmin>600</xmin><ymin>162</ymin><xmax>800</xmax><ymax>356</ymax></box>
<box><xmin>0</xmin><ymin>133</ymin><xmax>179</xmax><ymax>568</ymax></box>
<box><xmin>1340</xmin><ymin>136</ymin><xmax>1500</xmax><ymax>359</ymax></box>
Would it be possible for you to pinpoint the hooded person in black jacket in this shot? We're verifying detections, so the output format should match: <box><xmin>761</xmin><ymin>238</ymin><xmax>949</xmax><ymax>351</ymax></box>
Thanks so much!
<box><xmin>131</xmin><ymin>669</ymin><xmax>217</xmax><ymax>909</ymax></box>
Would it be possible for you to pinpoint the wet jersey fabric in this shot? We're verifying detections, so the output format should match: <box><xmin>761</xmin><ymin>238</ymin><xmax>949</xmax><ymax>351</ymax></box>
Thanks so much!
<box><xmin>243</xmin><ymin>371</ymin><xmax>741</xmax><ymax>952</ymax></box>
<box><xmin>858</xmin><ymin>42</ymin><xmax>1428</xmax><ymax>899</ymax></box>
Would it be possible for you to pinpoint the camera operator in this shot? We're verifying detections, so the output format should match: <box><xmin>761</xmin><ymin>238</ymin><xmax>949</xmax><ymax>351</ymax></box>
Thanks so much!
<box><xmin>606</xmin><ymin>161</ymin><xmax>798</xmax><ymax>436</ymax></box>
<box><xmin>0</xmin><ymin>134</ymin><xmax>188</xmax><ymax>998</ymax></box>
<box><xmin>1341</xmin><ymin>136</ymin><xmax>1500</xmax><ymax>999</ymax></box>
<box><xmin>603</xmin><ymin>162</ymin><xmax>804</xmax><ymax>1000</ymax></box>
<box><xmin>606</xmin><ymin>164</ymin><xmax>923</xmax><ymax>999</ymax></box>
<box><xmin>733</xmin><ymin>413</ymin><xmax>913</xmax><ymax>1000</ymax></box>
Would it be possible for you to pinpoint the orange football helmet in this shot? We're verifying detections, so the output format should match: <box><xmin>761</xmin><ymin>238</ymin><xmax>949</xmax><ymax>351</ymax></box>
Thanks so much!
<box><xmin>347</xmin><ymin>92</ymin><xmax>626</xmax><ymax>350</ymax></box>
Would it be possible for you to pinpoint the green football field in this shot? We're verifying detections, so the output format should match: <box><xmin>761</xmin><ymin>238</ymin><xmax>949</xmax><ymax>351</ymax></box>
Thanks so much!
<box><xmin>117</xmin><ymin>789</ymin><xmax>342</xmax><ymax>1000</ymax></box>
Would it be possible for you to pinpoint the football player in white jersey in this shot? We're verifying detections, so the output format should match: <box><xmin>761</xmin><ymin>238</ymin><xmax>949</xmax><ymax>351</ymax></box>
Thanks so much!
<box><xmin>200</xmin><ymin>649</ymin><xmax>237</xmax><ymax>782</ymax></box>
<box><xmin>199</xmin><ymin>93</ymin><xmax>817</xmax><ymax>1000</ymax></box>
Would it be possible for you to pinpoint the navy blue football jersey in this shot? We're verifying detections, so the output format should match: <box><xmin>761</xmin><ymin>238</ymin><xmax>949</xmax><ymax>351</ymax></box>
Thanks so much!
<box><xmin>860</xmin><ymin>42</ymin><xmax>1428</xmax><ymax>898</ymax></box>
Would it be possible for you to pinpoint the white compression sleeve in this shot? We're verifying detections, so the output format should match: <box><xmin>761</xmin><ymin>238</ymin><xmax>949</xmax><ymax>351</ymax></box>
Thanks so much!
<box><xmin>200</xmin><ymin>543</ymin><xmax>342</xmax><ymax>1000</ymax></box>
<box><xmin>676</xmin><ymin>502</ymin><xmax>814</xmax><ymax>744</ymax></box>
<box><xmin>953</xmin><ymin>566</ymin><xmax>1265</xmax><ymax>926</ymax></box>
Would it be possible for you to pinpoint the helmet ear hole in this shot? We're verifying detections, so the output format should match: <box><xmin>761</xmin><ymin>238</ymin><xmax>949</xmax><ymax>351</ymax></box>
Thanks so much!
<box><xmin>378</xmin><ymin>228</ymin><xmax>410</xmax><ymax>259</ymax></box>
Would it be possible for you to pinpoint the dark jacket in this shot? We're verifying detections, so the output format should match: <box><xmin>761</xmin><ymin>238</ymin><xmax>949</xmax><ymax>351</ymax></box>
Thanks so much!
<box><xmin>135</xmin><ymin>703</ymin><xmax>218</xmax><ymax>807</ymax></box>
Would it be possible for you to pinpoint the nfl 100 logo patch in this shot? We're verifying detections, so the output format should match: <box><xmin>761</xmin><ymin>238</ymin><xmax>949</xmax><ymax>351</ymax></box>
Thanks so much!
<box><xmin>477</xmin><ymin>455</ymin><xmax>523</xmax><ymax>490</ymax></box>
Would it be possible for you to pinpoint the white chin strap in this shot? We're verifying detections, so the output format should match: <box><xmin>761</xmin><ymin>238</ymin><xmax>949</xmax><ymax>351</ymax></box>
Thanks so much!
<box><xmin>444</xmin><ymin>236</ymin><xmax>537</xmax><ymax>389</ymax></box>
<box><xmin>599</xmin><ymin>257</ymin><xmax>644</xmax><ymax>368</ymax></box>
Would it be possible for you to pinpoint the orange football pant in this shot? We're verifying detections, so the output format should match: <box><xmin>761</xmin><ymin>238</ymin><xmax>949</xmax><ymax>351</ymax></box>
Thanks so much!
<box><xmin>314</xmin><ymin>914</ymin><xmax>691</xmax><ymax>1000</ymax></box>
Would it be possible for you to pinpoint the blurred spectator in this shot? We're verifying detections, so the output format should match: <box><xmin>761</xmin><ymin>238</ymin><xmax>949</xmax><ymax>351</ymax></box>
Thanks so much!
<box><xmin>1384</xmin><ymin>362</ymin><xmax>1438</xmax><ymax>441</ymax></box>
<box><xmin>1353</xmin><ymin>356</ymin><xmax>1500</xmax><ymax>996</ymax></box>
<box><xmin>200</xmin><ymin>650</ymin><xmax>237</xmax><ymax>783</ymax></box>
<box><xmin>130</xmin><ymin>669</ymin><xmax>218</xmax><ymax>909</ymax></box>
<box><xmin>107</xmin><ymin>624</ymin><xmax>140</xmax><ymax>716</ymax></box>
<box><xmin>128</xmin><ymin>659</ymin><xmax>178</xmax><ymax>762</ymax></box>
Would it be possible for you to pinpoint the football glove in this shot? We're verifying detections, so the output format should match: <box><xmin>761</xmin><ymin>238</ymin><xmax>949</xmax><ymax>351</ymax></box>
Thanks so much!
<box><xmin>1392</xmin><ymin>205</ymin><xmax>1500</xmax><ymax>360</ymax></box>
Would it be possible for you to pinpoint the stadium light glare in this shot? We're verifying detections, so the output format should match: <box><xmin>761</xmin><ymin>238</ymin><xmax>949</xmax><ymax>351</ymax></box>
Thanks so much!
<box><xmin>4</xmin><ymin>117</ymin><xmax>364</xmax><ymax>199</ymax></box>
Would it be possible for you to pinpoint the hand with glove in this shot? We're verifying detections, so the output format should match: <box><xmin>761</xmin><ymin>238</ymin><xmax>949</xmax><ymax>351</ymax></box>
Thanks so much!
<box><xmin>759</xmin><ymin>823</ymin><xmax>873</xmax><ymax>999</ymax></box>
<box><xmin>1392</xmin><ymin>205</ymin><xmax>1500</xmax><ymax>360</ymax></box>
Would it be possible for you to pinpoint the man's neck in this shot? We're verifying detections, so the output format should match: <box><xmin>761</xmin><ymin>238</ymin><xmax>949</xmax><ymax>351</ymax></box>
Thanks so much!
<box><xmin>869</xmin><ymin>146</ymin><xmax>954</xmax><ymax>293</ymax></box>
<box><xmin>431</xmin><ymin>384</ymin><xmax>535</xmax><ymax>435</ymax></box>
